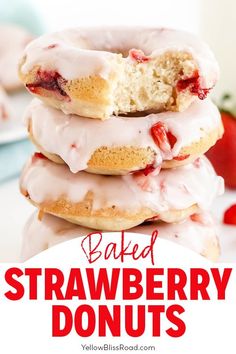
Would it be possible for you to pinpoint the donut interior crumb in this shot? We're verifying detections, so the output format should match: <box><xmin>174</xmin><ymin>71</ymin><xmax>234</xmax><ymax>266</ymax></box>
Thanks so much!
<box><xmin>113</xmin><ymin>51</ymin><xmax>198</xmax><ymax>115</ymax></box>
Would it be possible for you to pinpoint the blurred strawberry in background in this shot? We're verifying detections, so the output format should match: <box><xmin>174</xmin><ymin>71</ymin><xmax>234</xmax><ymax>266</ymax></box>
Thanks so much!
<box><xmin>206</xmin><ymin>94</ymin><xmax>236</xmax><ymax>189</ymax></box>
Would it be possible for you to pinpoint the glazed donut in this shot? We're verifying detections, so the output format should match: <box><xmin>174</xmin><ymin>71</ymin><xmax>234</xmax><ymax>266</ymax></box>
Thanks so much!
<box><xmin>21</xmin><ymin>211</ymin><xmax>220</xmax><ymax>262</ymax></box>
<box><xmin>20</xmin><ymin>154</ymin><xmax>224</xmax><ymax>231</ymax></box>
<box><xmin>0</xmin><ymin>86</ymin><xmax>12</xmax><ymax>121</ymax></box>
<box><xmin>0</xmin><ymin>24</ymin><xmax>32</xmax><ymax>91</ymax></box>
<box><xmin>25</xmin><ymin>98</ymin><xmax>223</xmax><ymax>174</ymax></box>
<box><xmin>19</xmin><ymin>27</ymin><xmax>219</xmax><ymax>119</ymax></box>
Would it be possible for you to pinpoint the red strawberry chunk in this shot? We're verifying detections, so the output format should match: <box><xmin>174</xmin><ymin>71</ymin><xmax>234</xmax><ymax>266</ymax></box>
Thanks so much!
<box><xmin>223</xmin><ymin>204</ymin><xmax>236</xmax><ymax>225</ymax></box>
<box><xmin>173</xmin><ymin>154</ymin><xmax>190</xmax><ymax>161</ymax></box>
<box><xmin>134</xmin><ymin>163</ymin><xmax>160</xmax><ymax>177</ymax></box>
<box><xmin>166</xmin><ymin>131</ymin><xmax>177</xmax><ymax>148</ymax></box>
<box><xmin>32</xmin><ymin>152</ymin><xmax>47</xmax><ymax>163</ymax></box>
<box><xmin>26</xmin><ymin>69</ymin><xmax>69</xmax><ymax>100</ymax></box>
<box><xmin>151</xmin><ymin>122</ymin><xmax>175</xmax><ymax>153</ymax></box>
<box><xmin>129</xmin><ymin>49</ymin><xmax>150</xmax><ymax>63</ymax></box>
<box><xmin>142</xmin><ymin>164</ymin><xmax>156</xmax><ymax>176</ymax></box>
<box><xmin>177</xmin><ymin>71</ymin><xmax>211</xmax><ymax>100</ymax></box>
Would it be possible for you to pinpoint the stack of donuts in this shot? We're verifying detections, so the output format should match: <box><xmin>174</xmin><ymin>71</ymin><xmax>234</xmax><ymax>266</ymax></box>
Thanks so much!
<box><xmin>18</xmin><ymin>27</ymin><xmax>224</xmax><ymax>261</ymax></box>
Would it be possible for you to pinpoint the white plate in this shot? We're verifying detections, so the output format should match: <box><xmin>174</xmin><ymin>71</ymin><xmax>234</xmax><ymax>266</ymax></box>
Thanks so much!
<box><xmin>0</xmin><ymin>91</ymin><xmax>31</xmax><ymax>145</ymax></box>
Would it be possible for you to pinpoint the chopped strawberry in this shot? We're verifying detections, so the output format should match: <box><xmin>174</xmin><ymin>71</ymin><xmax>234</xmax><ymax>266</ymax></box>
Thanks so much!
<box><xmin>223</xmin><ymin>204</ymin><xmax>236</xmax><ymax>225</ymax></box>
<box><xmin>32</xmin><ymin>152</ymin><xmax>47</xmax><ymax>163</ymax></box>
<box><xmin>151</xmin><ymin>122</ymin><xmax>175</xmax><ymax>153</ymax></box>
<box><xmin>142</xmin><ymin>164</ymin><xmax>156</xmax><ymax>176</ymax></box>
<box><xmin>26</xmin><ymin>69</ymin><xmax>69</xmax><ymax>100</ymax></box>
<box><xmin>129</xmin><ymin>49</ymin><xmax>150</xmax><ymax>63</ymax></box>
<box><xmin>177</xmin><ymin>71</ymin><xmax>211</xmax><ymax>100</ymax></box>
<box><xmin>134</xmin><ymin>163</ymin><xmax>160</xmax><ymax>177</ymax></box>
<box><xmin>166</xmin><ymin>131</ymin><xmax>177</xmax><ymax>148</ymax></box>
<box><xmin>173</xmin><ymin>154</ymin><xmax>190</xmax><ymax>161</ymax></box>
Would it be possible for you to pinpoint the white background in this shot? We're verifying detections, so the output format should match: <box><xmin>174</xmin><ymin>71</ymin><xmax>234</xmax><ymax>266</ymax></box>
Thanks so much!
<box><xmin>33</xmin><ymin>0</ymin><xmax>200</xmax><ymax>33</ymax></box>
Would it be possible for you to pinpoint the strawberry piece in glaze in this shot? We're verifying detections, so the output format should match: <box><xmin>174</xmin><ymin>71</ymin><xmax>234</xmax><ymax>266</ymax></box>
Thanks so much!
<box><xmin>32</xmin><ymin>152</ymin><xmax>47</xmax><ymax>163</ymax></box>
<box><xmin>142</xmin><ymin>164</ymin><xmax>156</xmax><ymax>176</ymax></box>
<box><xmin>26</xmin><ymin>70</ymin><xmax>69</xmax><ymax>100</ymax></box>
<box><xmin>223</xmin><ymin>204</ymin><xmax>236</xmax><ymax>225</ymax></box>
<box><xmin>151</xmin><ymin>123</ymin><xmax>190</xmax><ymax>161</ymax></box>
<box><xmin>166</xmin><ymin>131</ymin><xmax>177</xmax><ymax>148</ymax></box>
<box><xmin>129</xmin><ymin>49</ymin><xmax>150</xmax><ymax>63</ymax></box>
<box><xmin>133</xmin><ymin>163</ymin><xmax>160</xmax><ymax>177</ymax></box>
<box><xmin>177</xmin><ymin>71</ymin><xmax>211</xmax><ymax>100</ymax></box>
<box><xmin>151</xmin><ymin>122</ymin><xmax>173</xmax><ymax>153</ymax></box>
<box><xmin>173</xmin><ymin>154</ymin><xmax>190</xmax><ymax>161</ymax></box>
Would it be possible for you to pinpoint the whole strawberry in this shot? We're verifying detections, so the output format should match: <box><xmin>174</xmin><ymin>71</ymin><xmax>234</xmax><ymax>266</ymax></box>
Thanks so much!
<box><xmin>206</xmin><ymin>94</ymin><xmax>236</xmax><ymax>189</ymax></box>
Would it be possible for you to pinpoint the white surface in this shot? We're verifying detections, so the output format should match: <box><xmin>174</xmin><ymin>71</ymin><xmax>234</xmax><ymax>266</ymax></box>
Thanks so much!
<box><xmin>0</xmin><ymin>91</ymin><xmax>31</xmax><ymax>144</ymax></box>
<box><xmin>0</xmin><ymin>177</ymin><xmax>235</xmax><ymax>262</ymax></box>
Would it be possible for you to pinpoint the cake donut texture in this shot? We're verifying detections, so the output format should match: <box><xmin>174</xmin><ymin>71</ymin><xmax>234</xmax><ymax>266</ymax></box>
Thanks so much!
<box><xmin>19</xmin><ymin>27</ymin><xmax>219</xmax><ymax>119</ymax></box>
<box><xmin>0</xmin><ymin>24</ymin><xmax>32</xmax><ymax>91</ymax></box>
<box><xmin>20</xmin><ymin>154</ymin><xmax>224</xmax><ymax>230</ymax></box>
<box><xmin>21</xmin><ymin>211</ymin><xmax>220</xmax><ymax>262</ymax></box>
<box><xmin>26</xmin><ymin>98</ymin><xmax>223</xmax><ymax>174</ymax></box>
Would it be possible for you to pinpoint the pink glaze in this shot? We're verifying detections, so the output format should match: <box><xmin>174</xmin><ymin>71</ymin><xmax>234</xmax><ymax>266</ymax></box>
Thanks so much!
<box><xmin>25</xmin><ymin>99</ymin><xmax>221</xmax><ymax>173</ymax></box>
<box><xmin>21</xmin><ymin>27</ymin><xmax>219</xmax><ymax>90</ymax></box>
<box><xmin>21</xmin><ymin>211</ymin><xmax>218</xmax><ymax>261</ymax></box>
<box><xmin>20</xmin><ymin>155</ymin><xmax>224</xmax><ymax>213</ymax></box>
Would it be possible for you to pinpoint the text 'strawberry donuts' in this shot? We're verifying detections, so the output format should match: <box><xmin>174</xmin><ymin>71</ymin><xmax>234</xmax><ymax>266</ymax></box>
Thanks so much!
<box><xmin>26</xmin><ymin>98</ymin><xmax>223</xmax><ymax>174</ymax></box>
<box><xmin>19</xmin><ymin>154</ymin><xmax>224</xmax><ymax>231</ymax></box>
<box><xmin>21</xmin><ymin>211</ymin><xmax>220</xmax><ymax>262</ymax></box>
<box><xmin>0</xmin><ymin>24</ymin><xmax>32</xmax><ymax>91</ymax></box>
<box><xmin>19</xmin><ymin>27</ymin><xmax>219</xmax><ymax>119</ymax></box>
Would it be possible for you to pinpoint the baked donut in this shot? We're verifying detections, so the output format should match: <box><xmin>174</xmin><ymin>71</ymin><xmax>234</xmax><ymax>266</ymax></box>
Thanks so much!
<box><xmin>0</xmin><ymin>24</ymin><xmax>32</xmax><ymax>91</ymax></box>
<box><xmin>0</xmin><ymin>86</ymin><xmax>12</xmax><ymax>121</ymax></box>
<box><xmin>25</xmin><ymin>98</ymin><xmax>223</xmax><ymax>174</ymax></box>
<box><xmin>19</xmin><ymin>27</ymin><xmax>219</xmax><ymax>119</ymax></box>
<box><xmin>21</xmin><ymin>211</ymin><xmax>220</xmax><ymax>262</ymax></box>
<box><xmin>20</xmin><ymin>154</ymin><xmax>224</xmax><ymax>231</ymax></box>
